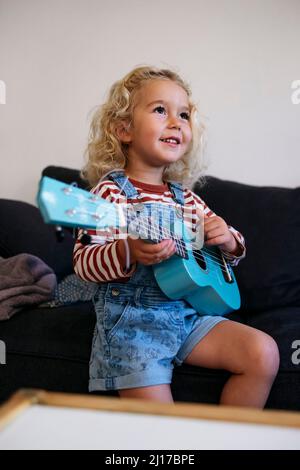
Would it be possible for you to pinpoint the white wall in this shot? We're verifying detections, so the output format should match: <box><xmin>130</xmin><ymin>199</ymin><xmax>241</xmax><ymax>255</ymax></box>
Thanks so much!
<box><xmin>0</xmin><ymin>0</ymin><xmax>299</xmax><ymax>205</ymax></box>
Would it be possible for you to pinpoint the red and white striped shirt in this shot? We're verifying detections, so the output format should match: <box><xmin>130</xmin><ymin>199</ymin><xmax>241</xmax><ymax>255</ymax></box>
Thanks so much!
<box><xmin>73</xmin><ymin>177</ymin><xmax>246</xmax><ymax>283</ymax></box>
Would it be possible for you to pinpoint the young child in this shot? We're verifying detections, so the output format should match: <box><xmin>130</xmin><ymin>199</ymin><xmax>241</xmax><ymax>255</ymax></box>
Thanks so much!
<box><xmin>73</xmin><ymin>66</ymin><xmax>279</xmax><ymax>406</ymax></box>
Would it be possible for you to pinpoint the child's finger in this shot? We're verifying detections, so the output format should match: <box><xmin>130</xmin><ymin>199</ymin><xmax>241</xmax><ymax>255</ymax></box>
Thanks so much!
<box><xmin>141</xmin><ymin>238</ymin><xmax>172</xmax><ymax>254</ymax></box>
<box><xmin>158</xmin><ymin>240</ymin><xmax>175</xmax><ymax>257</ymax></box>
<box><xmin>155</xmin><ymin>239</ymin><xmax>173</xmax><ymax>251</ymax></box>
<box><xmin>205</xmin><ymin>228</ymin><xmax>223</xmax><ymax>240</ymax></box>
<box><xmin>153</xmin><ymin>240</ymin><xmax>175</xmax><ymax>263</ymax></box>
<box><xmin>205</xmin><ymin>236</ymin><xmax>224</xmax><ymax>247</ymax></box>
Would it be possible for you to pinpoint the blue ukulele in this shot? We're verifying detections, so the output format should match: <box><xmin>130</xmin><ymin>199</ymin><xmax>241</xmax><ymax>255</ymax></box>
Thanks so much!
<box><xmin>37</xmin><ymin>177</ymin><xmax>241</xmax><ymax>316</ymax></box>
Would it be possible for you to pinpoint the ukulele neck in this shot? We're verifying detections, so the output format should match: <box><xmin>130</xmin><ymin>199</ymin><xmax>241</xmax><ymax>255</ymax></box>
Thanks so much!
<box><xmin>124</xmin><ymin>208</ymin><xmax>188</xmax><ymax>259</ymax></box>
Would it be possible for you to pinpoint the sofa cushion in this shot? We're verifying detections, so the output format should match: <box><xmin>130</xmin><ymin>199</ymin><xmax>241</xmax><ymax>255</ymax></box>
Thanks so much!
<box><xmin>0</xmin><ymin>199</ymin><xmax>75</xmax><ymax>281</ymax></box>
<box><xmin>196</xmin><ymin>177</ymin><xmax>300</xmax><ymax>312</ymax></box>
<box><xmin>0</xmin><ymin>302</ymin><xmax>95</xmax><ymax>361</ymax></box>
<box><xmin>0</xmin><ymin>302</ymin><xmax>108</xmax><ymax>403</ymax></box>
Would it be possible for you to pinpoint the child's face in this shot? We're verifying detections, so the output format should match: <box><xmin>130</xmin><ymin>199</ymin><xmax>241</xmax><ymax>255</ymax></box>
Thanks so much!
<box><xmin>122</xmin><ymin>79</ymin><xmax>192</xmax><ymax>169</ymax></box>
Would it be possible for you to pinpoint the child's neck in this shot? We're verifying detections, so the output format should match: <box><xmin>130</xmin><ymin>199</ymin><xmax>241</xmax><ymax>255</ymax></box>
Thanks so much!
<box><xmin>125</xmin><ymin>166</ymin><xmax>165</xmax><ymax>186</ymax></box>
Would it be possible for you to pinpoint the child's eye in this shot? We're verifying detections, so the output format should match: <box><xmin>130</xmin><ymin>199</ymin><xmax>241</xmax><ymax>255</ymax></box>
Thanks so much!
<box><xmin>153</xmin><ymin>106</ymin><xmax>190</xmax><ymax>121</ymax></box>
<box><xmin>180</xmin><ymin>112</ymin><xmax>190</xmax><ymax>121</ymax></box>
<box><xmin>154</xmin><ymin>106</ymin><xmax>166</xmax><ymax>114</ymax></box>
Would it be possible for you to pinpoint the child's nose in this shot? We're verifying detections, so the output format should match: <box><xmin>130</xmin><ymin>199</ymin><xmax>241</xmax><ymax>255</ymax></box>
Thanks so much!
<box><xmin>168</xmin><ymin>119</ymin><xmax>181</xmax><ymax>130</ymax></box>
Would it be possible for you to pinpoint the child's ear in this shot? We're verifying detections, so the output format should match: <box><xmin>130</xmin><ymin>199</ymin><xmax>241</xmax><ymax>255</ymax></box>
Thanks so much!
<box><xmin>115</xmin><ymin>121</ymin><xmax>132</xmax><ymax>144</ymax></box>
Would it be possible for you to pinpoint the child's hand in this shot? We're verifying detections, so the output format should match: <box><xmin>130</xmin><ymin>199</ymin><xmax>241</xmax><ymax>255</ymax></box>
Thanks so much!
<box><xmin>204</xmin><ymin>215</ymin><xmax>238</xmax><ymax>253</ymax></box>
<box><xmin>127</xmin><ymin>237</ymin><xmax>176</xmax><ymax>265</ymax></box>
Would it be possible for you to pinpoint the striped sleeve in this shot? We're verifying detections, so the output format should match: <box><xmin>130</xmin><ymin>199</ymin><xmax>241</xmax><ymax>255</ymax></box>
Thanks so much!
<box><xmin>190</xmin><ymin>190</ymin><xmax>246</xmax><ymax>266</ymax></box>
<box><xmin>73</xmin><ymin>181</ymin><xmax>137</xmax><ymax>283</ymax></box>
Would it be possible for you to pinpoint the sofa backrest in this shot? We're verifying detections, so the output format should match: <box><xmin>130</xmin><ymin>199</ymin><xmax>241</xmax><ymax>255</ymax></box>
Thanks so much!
<box><xmin>197</xmin><ymin>177</ymin><xmax>300</xmax><ymax>312</ymax></box>
<box><xmin>0</xmin><ymin>198</ymin><xmax>75</xmax><ymax>281</ymax></box>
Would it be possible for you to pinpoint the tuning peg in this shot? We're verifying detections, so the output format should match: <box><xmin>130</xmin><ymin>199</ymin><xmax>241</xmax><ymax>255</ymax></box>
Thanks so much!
<box><xmin>80</xmin><ymin>231</ymin><xmax>92</xmax><ymax>245</ymax></box>
<box><xmin>55</xmin><ymin>225</ymin><xmax>65</xmax><ymax>242</ymax></box>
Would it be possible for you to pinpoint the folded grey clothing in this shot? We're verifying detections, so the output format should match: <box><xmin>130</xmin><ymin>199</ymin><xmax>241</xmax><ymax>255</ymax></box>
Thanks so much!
<box><xmin>0</xmin><ymin>254</ymin><xmax>57</xmax><ymax>320</ymax></box>
<box><xmin>39</xmin><ymin>273</ymin><xmax>98</xmax><ymax>308</ymax></box>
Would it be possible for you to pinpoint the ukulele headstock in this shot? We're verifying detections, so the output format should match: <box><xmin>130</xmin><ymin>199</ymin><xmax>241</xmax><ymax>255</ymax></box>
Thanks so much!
<box><xmin>37</xmin><ymin>177</ymin><xmax>122</xmax><ymax>230</ymax></box>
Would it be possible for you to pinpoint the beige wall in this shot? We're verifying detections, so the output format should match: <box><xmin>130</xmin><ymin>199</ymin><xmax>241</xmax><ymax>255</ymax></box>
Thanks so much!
<box><xmin>0</xmin><ymin>0</ymin><xmax>299</xmax><ymax>204</ymax></box>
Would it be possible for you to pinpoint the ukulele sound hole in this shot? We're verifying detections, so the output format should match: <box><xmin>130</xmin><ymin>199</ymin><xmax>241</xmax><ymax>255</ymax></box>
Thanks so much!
<box><xmin>193</xmin><ymin>249</ymin><xmax>207</xmax><ymax>271</ymax></box>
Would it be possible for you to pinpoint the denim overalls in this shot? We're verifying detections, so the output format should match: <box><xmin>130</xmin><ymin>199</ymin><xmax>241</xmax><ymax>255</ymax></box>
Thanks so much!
<box><xmin>89</xmin><ymin>170</ymin><xmax>227</xmax><ymax>391</ymax></box>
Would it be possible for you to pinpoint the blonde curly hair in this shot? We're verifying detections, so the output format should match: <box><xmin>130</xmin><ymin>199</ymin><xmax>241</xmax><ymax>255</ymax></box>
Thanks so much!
<box><xmin>81</xmin><ymin>65</ymin><xmax>207</xmax><ymax>189</ymax></box>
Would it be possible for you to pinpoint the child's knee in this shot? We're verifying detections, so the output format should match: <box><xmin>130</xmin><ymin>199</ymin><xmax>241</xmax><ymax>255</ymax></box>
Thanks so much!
<box><xmin>247</xmin><ymin>333</ymin><xmax>280</xmax><ymax>378</ymax></box>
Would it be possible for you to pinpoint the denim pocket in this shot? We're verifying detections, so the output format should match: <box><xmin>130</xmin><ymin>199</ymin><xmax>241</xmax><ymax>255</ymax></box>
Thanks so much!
<box><xmin>103</xmin><ymin>300</ymin><xmax>131</xmax><ymax>342</ymax></box>
<box><xmin>143</xmin><ymin>303</ymin><xmax>183</xmax><ymax>327</ymax></box>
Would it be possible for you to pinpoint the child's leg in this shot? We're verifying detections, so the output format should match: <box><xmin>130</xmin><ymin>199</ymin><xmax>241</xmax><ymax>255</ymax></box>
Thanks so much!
<box><xmin>184</xmin><ymin>320</ymin><xmax>280</xmax><ymax>408</ymax></box>
<box><xmin>119</xmin><ymin>384</ymin><xmax>173</xmax><ymax>403</ymax></box>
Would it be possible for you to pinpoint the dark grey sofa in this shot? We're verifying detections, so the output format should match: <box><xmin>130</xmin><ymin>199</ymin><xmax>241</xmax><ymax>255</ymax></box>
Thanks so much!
<box><xmin>0</xmin><ymin>166</ymin><xmax>299</xmax><ymax>410</ymax></box>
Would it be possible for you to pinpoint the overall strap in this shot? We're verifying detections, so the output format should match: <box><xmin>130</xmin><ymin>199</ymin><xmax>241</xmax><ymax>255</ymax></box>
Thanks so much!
<box><xmin>105</xmin><ymin>170</ymin><xmax>185</xmax><ymax>206</ymax></box>
<box><xmin>103</xmin><ymin>169</ymin><xmax>185</xmax><ymax>219</ymax></box>
<box><xmin>105</xmin><ymin>169</ymin><xmax>142</xmax><ymax>199</ymax></box>
<box><xmin>167</xmin><ymin>180</ymin><xmax>185</xmax><ymax>206</ymax></box>
<box><xmin>105</xmin><ymin>171</ymin><xmax>186</xmax><ymax>243</ymax></box>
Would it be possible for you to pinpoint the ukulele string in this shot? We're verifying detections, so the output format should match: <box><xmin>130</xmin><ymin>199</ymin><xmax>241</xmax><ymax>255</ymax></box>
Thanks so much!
<box><xmin>124</xmin><ymin>209</ymin><xmax>232</xmax><ymax>266</ymax></box>
<box><xmin>73</xmin><ymin>205</ymin><xmax>232</xmax><ymax>275</ymax></box>
<box><xmin>63</xmin><ymin>190</ymin><xmax>234</xmax><ymax>273</ymax></box>
<box><xmin>75</xmin><ymin>205</ymin><xmax>230</xmax><ymax>274</ymax></box>
<box><xmin>130</xmin><ymin>215</ymin><xmax>233</xmax><ymax>276</ymax></box>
